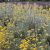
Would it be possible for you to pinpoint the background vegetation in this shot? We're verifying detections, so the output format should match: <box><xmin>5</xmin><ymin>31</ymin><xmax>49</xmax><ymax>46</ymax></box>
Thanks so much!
<box><xmin>0</xmin><ymin>0</ymin><xmax>50</xmax><ymax>2</ymax></box>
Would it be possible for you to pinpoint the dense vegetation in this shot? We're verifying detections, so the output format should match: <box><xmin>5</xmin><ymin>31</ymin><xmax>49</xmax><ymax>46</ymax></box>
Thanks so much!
<box><xmin>0</xmin><ymin>3</ymin><xmax>50</xmax><ymax>50</ymax></box>
<box><xmin>0</xmin><ymin>0</ymin><xmax>50</xmax><ymax>2</ymax></box>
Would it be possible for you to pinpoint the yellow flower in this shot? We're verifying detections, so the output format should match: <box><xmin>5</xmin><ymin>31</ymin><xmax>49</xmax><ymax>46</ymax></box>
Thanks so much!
<box><xmin>32</xmin><ymin>38</ymin><xmax>36</xmax><ymax>40</ymax></box>
<box><xmin>22</xmin><ymin>48</ymin><xmax>27</xmax><ymax>50</ymax></box>
<box><xmin>19</xmin><ymin>44</ymin><xmax>25</xmax><ymax>48</ymax></box>
<box><xmin>7</xmin><ymin>22</ymin><xmax>14</xmax><ymax>27</ymax></box>
<box><xmin>19</xmin><ymin>43</ymin><xmax>28</xmax><ymax>49</ymax></box>
<box><xmin>21</xmin><ymin>39</ymin><xmax>26</xmax><ymax>43</ymax></box>
<box><xmin>19</xmin><ymin>39</ymin><xmax>29</xmax><ymax>50</ymax></box>
<box><xmin>33</xmin><ymin>47</ymin><xmax>37</xmax><ymax>50</ymax></box>
<box><xmin>0</xmin><ymin>32</ymin><xmax>5</xmax><ymax>42</ymax></box>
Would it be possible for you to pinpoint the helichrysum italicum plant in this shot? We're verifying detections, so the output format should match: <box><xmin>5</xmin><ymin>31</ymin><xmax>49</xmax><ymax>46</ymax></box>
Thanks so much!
<box><xmin>0</xmin><ymin>3</ymin><xmax>50</xmax><ymax>50</ymax></box>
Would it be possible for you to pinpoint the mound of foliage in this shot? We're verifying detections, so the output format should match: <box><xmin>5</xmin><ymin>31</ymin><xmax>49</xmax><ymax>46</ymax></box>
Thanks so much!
<box><xmin>0</xmin><ymin>3</ymin><xmax>50</xmax><ymax>50</ymax></box>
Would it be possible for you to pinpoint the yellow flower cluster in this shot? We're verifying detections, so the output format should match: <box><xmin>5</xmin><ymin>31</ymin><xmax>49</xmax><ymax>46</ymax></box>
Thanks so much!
<box><xmin>0</xmin><ymin>32</ymin><xmax>5</xmax><ymax>43</ymax></box>
<box><xmin>19</xmin><ymin>35</ymin><xmax>48</xmax><ymax>50</ymax></box>
<box><xmin>19</xmin><ymin>36</ymin><xmax>39</xmax><ymax>50</ymax></box>
<box><xmin>33</xmin><ymin>47</ymin><xmax>37</xmax><ymax>50</ymax></box>
<box><xmin>0</xmin><ymin>26</ymin><xmax>7</xmax><ymax>31</ymax></box>
<box><xmin>19</xmin><ymin>39</ymin><xmax>29</xmax><ymax>50</ymax></box>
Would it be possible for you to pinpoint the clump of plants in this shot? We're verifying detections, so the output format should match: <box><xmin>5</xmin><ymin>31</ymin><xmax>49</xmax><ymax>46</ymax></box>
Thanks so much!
<box><xmin>0</xmin><ymin>3</ymin><xmax>50</xmax><ymax>50</ymax></box>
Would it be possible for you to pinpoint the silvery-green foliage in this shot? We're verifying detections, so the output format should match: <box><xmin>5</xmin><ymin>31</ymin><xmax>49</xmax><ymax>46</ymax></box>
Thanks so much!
<box><xmin>0</xmin><ymin>3</ymin><xmax>50</xmax><ymax>50</ymax></box>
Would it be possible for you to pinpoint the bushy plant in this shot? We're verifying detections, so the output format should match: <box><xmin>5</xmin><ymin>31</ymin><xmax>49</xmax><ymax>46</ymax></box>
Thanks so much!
<box><xmin>0</xmin><ymin>3</ymin><xmax>50</xmax><ymax>50</ymax></box>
